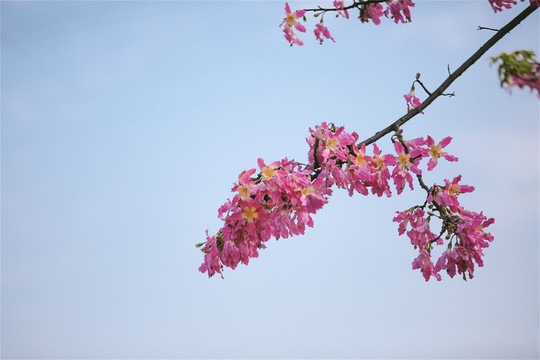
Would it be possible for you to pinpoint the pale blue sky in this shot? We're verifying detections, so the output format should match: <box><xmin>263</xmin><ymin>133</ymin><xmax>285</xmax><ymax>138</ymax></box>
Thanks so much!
<box><xmin>1</xmin><ymin>1</ymin><xmax>539</xmax><ymax>358</ymax></box>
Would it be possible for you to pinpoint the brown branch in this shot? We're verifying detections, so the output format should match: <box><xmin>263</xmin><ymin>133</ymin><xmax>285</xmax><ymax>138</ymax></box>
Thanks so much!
<box><xmin>358</xmin><ymin>4</ymin><xmax>538</xmax><ymax>147</ymax></box>
<box><xmin>303</xmin><ymin>0</ymin><xmax>389</xmax><ymax>13</ymax></box>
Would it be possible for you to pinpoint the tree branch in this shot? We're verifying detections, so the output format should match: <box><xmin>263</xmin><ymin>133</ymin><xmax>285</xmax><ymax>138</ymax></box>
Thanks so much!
<box><xmin>358</xmin><ymin>4</ymin><xmax>538</xmax><ymax>147</ymax></box>
<box><xmin>303</xmin><ymin>0</ymin><xmax>389</xmax><ymax>13</ymax></box>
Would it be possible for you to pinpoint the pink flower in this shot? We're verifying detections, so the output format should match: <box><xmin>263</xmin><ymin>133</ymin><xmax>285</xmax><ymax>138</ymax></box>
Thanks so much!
<box><xmin>257</xmin><ymin>158</ymin><xmax>280</xmax><ymax>180</ymax></box>
<box><xmin>488</xmin><ymin>0</ymin><xmax>539</xmax><ymax>12</ymax></box>
<box><xmin>281</xmin><ymin>3</ymin><xmax>306</xmax><ymax>46</ymax></box>
<box><xmin>403</xmin><ymin>89</ymin><xmax>422</xmax><ymax>112</ymax></box>
<box><xmin>360</xmin><ymin>3</ymin><xmax>384</xmax><ymax>25</ymax></box>
<box><xmin>435</xmin><ymin>209</ymin><xmax>494</xmax><ymax>280</ymax></box>
<box><xmin>283</xmin><ymin>27</ymin><xmax>304</xmax><ymax>46</ymax></box>
<box><xmin>424</xmin><ymin>136</ymin><xmax>458</xmax><ymax>171</ymax></box>
<box><xmin>391</xmin><ymin>141</ymin><xmax>421</xmax><ymax>194</ymax></box>
<box><xmin>368</xmin><ymin>144</ymin><xmax>395</xmax><ymax>197</ymax></box>
<box><xmin>333</xmin><ymin>0</ymin><xmax>349</xmax><ymax>19</ymax></box>
<box><xmin>199</xmin><ymin>231</ymin><xmax>224</xmax><ymax>278</ymax></box>
<box><xmin>393</xmin><ymin>211</ymin><xmax>411</xmax><ymax>235</ymax></box>
<box><xmin>345</xmin><ymin>144</ymin><xmax>372</xmax><ymax>196</ymax></box>
<box><xmin>434</xmin><ymin>249</ymin><xmax>458</xmax><ymax>278</ymax></box>
<box><xmin>406</xmin><ymin>209</ymin><xmax>439</xmax><ymax>248</ymax></box>
<box><xmin>384</xmin><ymin>0</ymin><xmax>415</xmax><ymax>23</ymax></box>
<box><xmin>393</xmin><ymin>141</ymin><xmax>422</xmax><ymax>175</ymax></box>
<box><xmin>412</xmin><ymin>250</ymin><xmax>441</xmax><ymax>281</ymax></box>
<box><xmin>488</xmin><ymin>0</ymin><xmax>517</xmax><ymax>12</ymax></box>
<box><xmin>430</xmin><ymin>175</ymin><xmax>475</xmax><ymax>213</ymax></box>
<box><xmin>314</xmin><ymin>23</ymin><xmax>335</xmax><ymax>44</ymax></box>
<box><xmin>231</xmin><ymin>168</ymin><xmax>257</xmax><ymax>199</ymax></box>
<box><xmin>392</xmin><ymin>168</ymin><xmax>414</xmax><ymax>195</ymax></box>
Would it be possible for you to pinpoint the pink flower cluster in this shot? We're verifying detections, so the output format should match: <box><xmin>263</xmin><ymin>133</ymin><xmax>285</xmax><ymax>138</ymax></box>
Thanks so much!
<box><xmin>360</xmin><ymin>3</ymin><xmax>384</xmax><ymax>25</ymax></box>
<box><xmin>394</xmin><ymin>176</ymin><xmax>494</xmax><ymax>281</ymax></box>
<box><xmin>283</xmin><ymin>0</ymin><xmax>539</xmax><ymax>45</ymax></box>
<box><xmin>384</xmin><ymin>0</ymin><xmax>415</xmax><ymax>23</ymax></box>
<box><xmin>281</xmin><ymin>1</ymin><xmax>416</xmax><ymax>46</ymax></box>
<box><xmin>199</xmin><ymin>122</ymin><xmax>474</xmax><ymax>279</ymax></box>
<box><xmin>489</xmin><ymin>0</ymin><xmax>540</xmax><ymax>12</ymax></box>
<box><xmin>199</xmin><ymin>158</ymin><xmax>330</xmax><ymax>278</ymax></box>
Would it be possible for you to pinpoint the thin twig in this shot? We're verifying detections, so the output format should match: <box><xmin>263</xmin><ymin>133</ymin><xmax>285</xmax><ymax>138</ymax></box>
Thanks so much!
<box><xmin>478</xmin><ymin>26</ymin><xmax>499</xmax><ymax>31</ymax></box>
<box><xmin>416</xmin><ymin>79</ymin><xmax>455</xmax><ymax>97</ymax></box>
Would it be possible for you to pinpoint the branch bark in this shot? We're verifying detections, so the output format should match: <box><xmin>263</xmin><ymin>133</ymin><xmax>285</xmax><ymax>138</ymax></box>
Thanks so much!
<box><xmin>358</xmin><ymin>4</ymin><xmax>538</xmax><ymax>147</ymax></box>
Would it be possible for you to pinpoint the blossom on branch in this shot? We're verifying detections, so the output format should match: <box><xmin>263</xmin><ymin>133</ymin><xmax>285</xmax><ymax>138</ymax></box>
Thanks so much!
<box><xmin>199</xmin><ymin>122</ymin><xmax>492</xmax><ymax>281</ymax></box>
<box><xmin>489</xmin><ymin>0</ymin><xmax>517</xmax><ymax>12</ymax></box>
<box><xmin>489</xmin><ymin>0</ymin><xmax>539</xmax><ymax>12</ymax></box>
<box><xmin>314</xmin><ymin>23</ymin><xmax>335</xmax><ymax>44</ymax></box>
<box><xmin>394</xmin><ymin>180</ymin><xmax>494</xmax><ymax>281</ymax></box>
<box><xmin>404</xmin><ymin>89</ymin><xmax>422</xmax><ymax>112</ymax></box>
<box><xmin>429</xmin><ymin>175</ymin><xmax>475</xmax><ymax>213</ymax></box>
<box><xmin>333</xmin><ymin>0</ymin><xmax>349</xmax><ymax>19</ymax></box>
<box><xmin>360</xmin><ymin>3</ymin><xmax>384</xmax><ymax>25</ymax></box>
<box><xmin>424</xmin><ymin>136</ymin><xmax>458</xmax><ymax>171</ymax></box>
<box><xmin>384</xmin><ymin>0</ymin><xmax>415</xmax><ymax>23</ymax></box>
<box><xmin>281</xmin><ymin>3</ymin><xmax>306</xmax><ymax>46</ymax></box>
<box><xmin>434</xmin><ymin>209</ymin><xmax>494</xmax><ymax>280</ymax></box>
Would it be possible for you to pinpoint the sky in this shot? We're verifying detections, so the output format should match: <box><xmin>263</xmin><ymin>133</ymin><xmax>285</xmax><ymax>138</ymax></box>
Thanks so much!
<box><xmin>1</xmin><ymin>0</ymin><xmax>539</xmax><ymax>358</ymax></box>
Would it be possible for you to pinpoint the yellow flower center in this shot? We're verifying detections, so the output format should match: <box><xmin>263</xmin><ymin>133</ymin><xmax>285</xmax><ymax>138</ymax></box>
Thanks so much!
<box><xmin>428</xmin><ymin>144</ymin><xmax>444</xmax><ymax>160</ymax></box>
<box><xmin>262</xmin><ymin>166</ymin><xmax>276</xmax><ymax>180</ymax></box>
<box><xmin>372</xmin><ymin>155</ymin><xmax>386</xmax><ymax>170</ymax></box>
<box><xmin>285</xmin><ymin>13</ymin><xmax>297</xmax><ymax>27</ymax></box>
<box><xmin>242</xmin><ymin>206</ymin><xmax>259</xmax><ymax>223</ymax></box>
<box><xmin>326</xmin><ymin>137</ymin><xmax>339</xmax><ymax>151</ymax></box>
<box><xmin>301</xmin><ymin>186</ymin><xmax>313</xmax><ymax>196</ymax></box>
<box><xmin>355</xmin><ymin>153</ymin><xmax>367</xmax><ymax>166</ymax></box>
<box><xmin>238</xmin><ymin>184</ymin><xmax>250</xmax><ymax>199</ymax></box>
<box><xmin>398</xmin><ymin>152</ymin><xmax>410</xmax><ymax>169</ymax></box>
<box><xmin>448</xmin><ymin>183</ymin><xmax>460</xmax><ymax>196</ymax></box>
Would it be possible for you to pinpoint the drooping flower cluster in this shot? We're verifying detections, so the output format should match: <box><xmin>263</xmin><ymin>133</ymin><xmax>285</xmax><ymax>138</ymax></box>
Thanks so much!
<box><xmin>197</xmin><ymin>121</ymin><xmax>490</xmax><ymax>280</ymax></box>
<box><xmin>394</xmin><ymin>175</ymin><xmax>494</xmax><ymax>281</ymax></box>
<box><xmin>199</xmin><ymin>157</ymin><xmax>331</xmax><ymax>278</ymax></box>
<box><xmin>489</xmin><ymin>0</ymin><xmax>539</xmax><ymax>12</ymax></box>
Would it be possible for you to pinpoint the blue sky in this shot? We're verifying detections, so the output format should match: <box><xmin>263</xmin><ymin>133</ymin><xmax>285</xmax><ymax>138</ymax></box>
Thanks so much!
<box><xmin>1</xmin><ymin>1</ymin><xmax>539</xmax><ymax>358</ymax></box>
